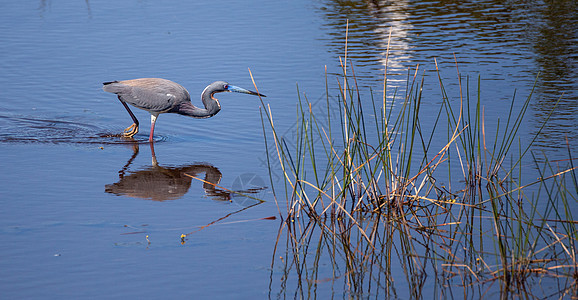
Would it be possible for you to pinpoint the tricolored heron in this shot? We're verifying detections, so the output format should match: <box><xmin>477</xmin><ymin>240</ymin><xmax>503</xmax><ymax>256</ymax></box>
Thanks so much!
<box><xmin>102</xmin><ymin>78</ymin><xmax>265</xmax><ymax>142</ymax></box>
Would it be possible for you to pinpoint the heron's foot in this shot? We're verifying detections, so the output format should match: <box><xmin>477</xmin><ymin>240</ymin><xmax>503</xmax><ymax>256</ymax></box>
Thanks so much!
<box><xmin>123</xmin><ymin>123</ymin><xmax>139</xmax><ymax>138</ymax></box>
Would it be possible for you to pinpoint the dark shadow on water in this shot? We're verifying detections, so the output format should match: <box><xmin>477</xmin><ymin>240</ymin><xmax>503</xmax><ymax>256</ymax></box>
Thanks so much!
<box><xmin>105</xmin><ymin>143</ymin><xmax>266</xmax><ymax>204</ymax></box>
<box><xmin>0</xmin><ymin>113</ymin><xmax>267</xmax><ymax>203</ymax></box>
<box><xmin>0</xmin><ymin>113</ymin><xmax>163</xmax><ymax>144</ymax></box>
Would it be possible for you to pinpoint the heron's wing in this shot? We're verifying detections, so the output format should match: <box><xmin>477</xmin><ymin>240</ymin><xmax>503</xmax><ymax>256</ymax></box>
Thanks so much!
<box><xmin>103</xmin><ymin>81</ymin><xmax>178</xmax><ymax>113</ymax></box>
<box><xmin>122</xmin><ymin>85</ymin><xmax>177</xmax><ymax>113</ymax></box>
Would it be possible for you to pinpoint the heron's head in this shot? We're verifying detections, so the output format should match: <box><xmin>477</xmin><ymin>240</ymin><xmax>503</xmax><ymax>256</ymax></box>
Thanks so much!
<box><xmin>206</xmin><ymin>81</ymin><xmax>266</xmax><ymax>97</ymax></box>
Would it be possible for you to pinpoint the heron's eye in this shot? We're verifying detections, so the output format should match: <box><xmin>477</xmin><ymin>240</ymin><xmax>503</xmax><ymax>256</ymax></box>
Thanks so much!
<box><xmin>224</xmin><ymin>84</ymin><xmax>229</xmax><ymax>90</ymax></box>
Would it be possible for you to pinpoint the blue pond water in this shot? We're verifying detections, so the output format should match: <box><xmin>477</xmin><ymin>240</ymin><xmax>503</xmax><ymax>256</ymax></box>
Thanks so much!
<box><xmin>0</xmin><ymin>0</ymin><xmax>576</xmax><ymax>298</ymax></box>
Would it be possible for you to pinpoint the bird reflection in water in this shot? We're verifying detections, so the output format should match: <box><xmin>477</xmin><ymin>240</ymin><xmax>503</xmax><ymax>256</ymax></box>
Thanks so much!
<box><xmin>105</xmin><ymin>142</ymin><xmax>262</xmax><ymax>204</ymax></box>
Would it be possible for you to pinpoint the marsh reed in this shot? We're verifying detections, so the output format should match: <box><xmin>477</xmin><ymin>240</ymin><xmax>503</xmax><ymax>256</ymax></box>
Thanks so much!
<box><xmin>252</xmin><ymin>28</ymin><xmax>577</xmax><ymax>298</ymax></box>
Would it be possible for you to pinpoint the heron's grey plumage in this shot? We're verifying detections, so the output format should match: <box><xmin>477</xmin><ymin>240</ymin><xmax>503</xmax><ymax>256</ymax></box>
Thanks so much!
<box><xmin>103</xmin><ymin>78</ymin><xmax>190</xmax><ymax>114</ymax></box>
<box><xmin>102</xmin><ymin>78</ymin><xmax>265</xmax><ymax>142</ymax></box>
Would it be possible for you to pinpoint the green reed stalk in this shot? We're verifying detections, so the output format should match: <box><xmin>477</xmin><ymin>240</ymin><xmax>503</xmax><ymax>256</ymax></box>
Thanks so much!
<box><xmin>260</xmin><ymin>25</ymin><xmax>575</xmax><ymax>297</ymax></box>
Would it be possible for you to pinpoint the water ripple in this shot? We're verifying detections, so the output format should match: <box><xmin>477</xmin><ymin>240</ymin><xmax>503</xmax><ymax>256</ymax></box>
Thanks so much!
<box><xmin>0</xmin><ymin>114</ymin><xmax>166</xmax><ymax>145</ymax></box>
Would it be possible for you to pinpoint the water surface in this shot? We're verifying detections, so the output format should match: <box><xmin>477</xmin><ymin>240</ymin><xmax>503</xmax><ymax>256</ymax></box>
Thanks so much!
<box><xmin>0</xmin><ymin>0</ymin><xmax>575</xmax><ymax>298</ymax></box>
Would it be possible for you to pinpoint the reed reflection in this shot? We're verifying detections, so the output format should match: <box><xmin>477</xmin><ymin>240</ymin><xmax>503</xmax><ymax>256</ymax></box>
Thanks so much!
<box><xmin>318</xmin><ymin>0</ymin><xmax>577</xmax><ymax>150</ymax></box>
<box><xmin>105</xmin><ymin>143</ymin><xmax>230</xmax><ymax>202</ymax></box>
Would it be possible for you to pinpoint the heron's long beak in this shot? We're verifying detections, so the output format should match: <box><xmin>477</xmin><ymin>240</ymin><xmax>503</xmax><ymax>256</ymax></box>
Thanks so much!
<box><xmin>227</xmin><ymin>85</ymin><xmax>266</xmax><ymax>97</ymax></box>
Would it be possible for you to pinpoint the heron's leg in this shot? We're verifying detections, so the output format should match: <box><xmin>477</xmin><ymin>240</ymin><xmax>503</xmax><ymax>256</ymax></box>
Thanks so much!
<box><xmin>118</xmin><ymin>96</ymin><xmax>139</xmax><ymax>137</ymax></box>
<box><xmin>149</xmin><ymin>114</ymin><xmax>158</xmax><ymax>142</ymax></box>
<box><xmin>123</xmin><ymin>123</ymin><xmax>138</xmax><ymax>137</ymax></box>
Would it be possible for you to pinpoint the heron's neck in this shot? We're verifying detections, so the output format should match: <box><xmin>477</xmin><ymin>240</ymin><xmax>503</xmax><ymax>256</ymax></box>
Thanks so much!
<box><xmin>176</xmin><ymin>93</ymin><xmax>221</xmax><ymax>119</ymax></box>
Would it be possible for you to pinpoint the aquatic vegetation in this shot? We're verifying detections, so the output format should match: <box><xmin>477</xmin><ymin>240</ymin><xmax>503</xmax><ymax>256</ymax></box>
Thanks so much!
<box><xmin>254</xmin><ymin>29</ymin><xmax>577</xmax><ymax>298</ymax></box>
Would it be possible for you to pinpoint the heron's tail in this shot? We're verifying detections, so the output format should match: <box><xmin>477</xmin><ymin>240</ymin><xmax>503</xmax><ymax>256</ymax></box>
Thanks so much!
<box><xmin>102</xmin><ymin>81</ymin><xmax>126</xmax><ymax>94</ymax></box>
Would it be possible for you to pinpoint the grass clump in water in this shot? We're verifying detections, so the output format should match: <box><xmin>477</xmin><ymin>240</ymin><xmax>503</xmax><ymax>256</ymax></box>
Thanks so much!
<box><xmin>253</xmin><ymin>29</ymin><xmax>577</xmax><ymax>298</ymax></box>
